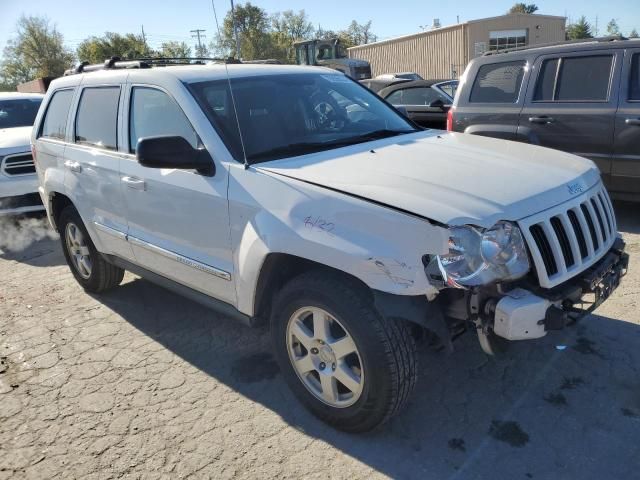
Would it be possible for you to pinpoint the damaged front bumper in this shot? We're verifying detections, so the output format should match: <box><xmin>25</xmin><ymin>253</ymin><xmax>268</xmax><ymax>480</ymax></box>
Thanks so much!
<box><xmin>482</xmin><ymin>237</ymin><xmax>628</xmax><ymax>342</ymax></box>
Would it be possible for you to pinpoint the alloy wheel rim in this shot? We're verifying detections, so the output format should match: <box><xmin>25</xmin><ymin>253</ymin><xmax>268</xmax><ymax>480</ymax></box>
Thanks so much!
<box><xmin>65</xmin><ymin>222</ymin><xmax>92</xmax><ymax>279</ymax></box>
<box><xmin>286</xmin><ymin>307</ymin><xmax>364</xmax><ymax>408</ymax></box>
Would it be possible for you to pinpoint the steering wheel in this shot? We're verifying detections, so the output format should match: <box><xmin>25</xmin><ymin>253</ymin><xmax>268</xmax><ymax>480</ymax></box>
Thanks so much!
<box><xmin>310</xmin><ymin>92</ymin><xmax>346</xmax><ymax>130</ymax></box>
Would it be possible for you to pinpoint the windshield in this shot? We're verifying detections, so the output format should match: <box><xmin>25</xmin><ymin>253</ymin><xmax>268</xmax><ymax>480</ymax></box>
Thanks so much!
<box><xmin>437</xmin><ymin>81</ymin><xmax>459</xmax><ymax>100</ymax></box>
<box><xmin>189</xmin><ymin>73</ymin><xmax>417</xmax><ymax>164</ymax></box>
<box><xmin>0</xmin><ymin>98</ymin><xmax>42</xmax><ymax>129</ymax></box>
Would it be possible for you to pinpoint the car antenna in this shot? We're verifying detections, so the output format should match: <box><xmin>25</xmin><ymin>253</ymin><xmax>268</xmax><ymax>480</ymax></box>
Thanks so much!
<box><xmin>211</xmin><ymin>0</ymin><xmax>249</xmax><ymax>169</ymax></box>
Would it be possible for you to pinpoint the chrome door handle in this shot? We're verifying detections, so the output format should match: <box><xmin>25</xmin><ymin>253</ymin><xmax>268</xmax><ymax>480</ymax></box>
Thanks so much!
<box><xmin>122</xmin><ymin>176</ymin><xmax>146</xmax><ymax>191</ymax></box>
<box><xmin>64</xmin><ymin>160</ymin><xmax>82</xmax><ymax>173</ymax></box>
<box><xmin>625</xmin><ymin>118</ymin><xmax>640</xmax><ymax>126</ymax></box>
<box><xmin>529</xmin><ymin>116</ymin><xmax>554</xmax><ymax>125</ymax></box>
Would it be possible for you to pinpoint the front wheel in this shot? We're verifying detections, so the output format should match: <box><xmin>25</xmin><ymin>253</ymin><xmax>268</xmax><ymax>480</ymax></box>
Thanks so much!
<box><xmin>271</xmin><ymin>271</ymin><xmax>417</xmax><ymax>432</ymax></box>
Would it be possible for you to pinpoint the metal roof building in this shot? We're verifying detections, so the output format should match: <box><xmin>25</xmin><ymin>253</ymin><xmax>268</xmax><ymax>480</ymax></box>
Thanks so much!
<box><xmin>348</xmin><ymin>13</ymin><xmax>566</xmax><ymax>79</ymax></box>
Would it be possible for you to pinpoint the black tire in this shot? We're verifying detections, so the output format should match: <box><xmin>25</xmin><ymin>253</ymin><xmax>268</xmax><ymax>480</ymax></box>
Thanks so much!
<box><xmin>271</xmin><ymin>270</ymin><xmax>417</xmax><ymax>432</ymax></box>
<box><xmin>58</xmin><ymin>205</ymin><xmax>124</xmax><ymax>293</ymax></box>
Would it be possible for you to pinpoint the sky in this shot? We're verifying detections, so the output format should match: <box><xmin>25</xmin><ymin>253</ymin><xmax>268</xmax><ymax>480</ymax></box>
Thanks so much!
<box><xmin>1</xmin><ymin>0</ymin><xmax>639</xmax><ymax>55</ymax></box>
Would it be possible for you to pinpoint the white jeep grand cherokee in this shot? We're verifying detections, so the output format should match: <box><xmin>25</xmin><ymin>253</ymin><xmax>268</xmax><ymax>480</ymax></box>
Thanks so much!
<box><xmin>1</xmin><ymin>92</ymin><xmax>44</xmax><ymax>214</ymax></box>
<box><xmin>33</xmin><ymin>61</ymin><xmax>628</xmax><ymax>432</ymax></box>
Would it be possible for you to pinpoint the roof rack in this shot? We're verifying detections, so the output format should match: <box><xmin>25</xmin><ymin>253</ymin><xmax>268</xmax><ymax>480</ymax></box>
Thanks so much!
<box><xmin>482</xmin><ymin>35</ymin><xmax>629</xmax><ymax>56</ymax></box>
<box><xmin>63</xmin><ymin>56</ymin><xmax>240</xmax><ymax>76</ymax></box>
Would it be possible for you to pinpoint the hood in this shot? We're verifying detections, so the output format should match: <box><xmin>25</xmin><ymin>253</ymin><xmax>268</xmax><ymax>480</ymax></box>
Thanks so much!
<box><xmin>0</xmin><ymin>126</ymin><xmax>33</xmax><ymax>151</ymax></box>
<box><xmin>258</xmin><ymin>131</ymin><xmax>601</xmax><ymax>228</ymax></box>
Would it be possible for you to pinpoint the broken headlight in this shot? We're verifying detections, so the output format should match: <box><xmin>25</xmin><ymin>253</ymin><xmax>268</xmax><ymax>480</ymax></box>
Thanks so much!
<box><xmin>437</xmin><ymin>221</ymin><xmax>530</xmax><ymax>288</ymax></box>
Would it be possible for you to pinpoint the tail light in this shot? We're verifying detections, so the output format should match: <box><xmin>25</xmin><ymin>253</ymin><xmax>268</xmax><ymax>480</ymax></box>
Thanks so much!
<box><xmin>446</xmin><ymin>108</ymin><xmax>454</xmax><ymax>131</ymax></box>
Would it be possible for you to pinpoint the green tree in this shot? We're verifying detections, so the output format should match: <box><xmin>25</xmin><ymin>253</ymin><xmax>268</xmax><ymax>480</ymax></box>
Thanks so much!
<box><xmin>343</xmin><ymin>20</ymin><xmax>377</xmax><ymax>46</ymax></box>
<box><xmin>159</xmin><ymin>41</ymin><xmax>191</xmax><ymax>58</ymax></box>
<box><xmin>77</xmin><ymin>32</ymin><xmax>148</xmax><ymax>64</ymax></box>
<box><xmin>0</xmin><ymin>15</ymin><xmax>74</xmax><ymax>89</ymax></box>
<box><xmin>214</xmin><ymin>2</ymin><xmax>273</xmax><ymax>60</ymax></box>
<box><xmin>566</xmin><ymin>16</ymin><xmax>594</xmax><ymax>40</ymax></box>
<box><xmin>606</xmin><ymin>18</ymin><xmax>621</xmax><ymax>36</ymax></box>
<box><xmin>508</xmin><ymin>3</ymin><xmax>539</xmax><ymax>14</ymax></box>
<box><xmin>271</xmin><ymin>10</ymin><xmax>314</xmax><ymax>62</ymax></box>
<box><xmin>630</xmin><ymin>28</ymin><xmax>639</xmax><ymax>38</ymax></box>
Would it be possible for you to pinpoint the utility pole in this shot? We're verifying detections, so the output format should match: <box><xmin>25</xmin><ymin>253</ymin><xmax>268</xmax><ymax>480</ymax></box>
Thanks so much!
<box><xmin>230</xmin><ymin>0</ymin><xmax>241</xmax><ymax>59</ymax></box>
<box><xmin>190</xmin><ymin>29</ymin><xmax>206</xmax><ymax>56</ymax></box>
<box><xmin>595</xmin><ymin>16</ymin><xmax>599</xmax><ymax>37</ymax></box>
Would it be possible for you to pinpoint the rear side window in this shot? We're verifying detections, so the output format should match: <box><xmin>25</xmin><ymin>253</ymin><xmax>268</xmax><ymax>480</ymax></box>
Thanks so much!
<box><xmin>630</xmin><ymin>53</ymin><xmax>640</xmax><ymax>101</ymax></box>
<box><xmin>469</xmin><ymin>61</ymin><xmax>525</xmax><ymax>103</ymax></box>
<box><xmin>556</xmin><ymin>55</ymin><xmax>612</xmax><ymax>101</ymax></box>
<box><xmin>533</xmin><ymin>58</ymin><xmax>558</xmax><ymax>101</ymax></box>
<box><xmin>129</xmin><ymin>87</ymin><xmax>198</xmax><ymax>154</ymax></box>
<box><xmin>534</xmin><ymin>55</ymin><xmax>613</xmax><ymax>102</ymax></box>
<box><xmin>40</xmin><ymin>89</ymin><xmax>74</xmax><ymax>140</ymax></box>
<box><xmin>75</xmin><ymin>87</ymin><xmax>120</xmax><ymax>150</ymax></box>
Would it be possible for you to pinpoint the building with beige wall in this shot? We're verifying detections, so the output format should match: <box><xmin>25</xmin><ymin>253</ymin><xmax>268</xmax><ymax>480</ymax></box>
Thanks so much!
<box><xmin>348</xmin><ymin>13</ymin><xmax>566</xmax><ymax>79</ymax></box>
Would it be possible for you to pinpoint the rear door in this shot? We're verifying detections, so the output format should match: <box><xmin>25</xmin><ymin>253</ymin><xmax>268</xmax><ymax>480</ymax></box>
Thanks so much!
<box><xmin>611</xmin><ymin>48</ymin><xmax>640</xmax><ymax>198</ymax></box>
<box><xmin>63</xmin><ymin>82</ymin><xmax>134</xmax><ymax>260</ymax></box>
<box><xmin>456</xmin><ymin>59</ymin><xmax>528</xmax><ymax>140</ymax></box>
<box><xmin>384</xmin><ymin>86</ymin><xmax>450</xmax><ymax>129</ymax></box>
<box><xmin>518</xmin><ymin>50</ymin><xmax>623</xmax><ymax>184</ymax></box>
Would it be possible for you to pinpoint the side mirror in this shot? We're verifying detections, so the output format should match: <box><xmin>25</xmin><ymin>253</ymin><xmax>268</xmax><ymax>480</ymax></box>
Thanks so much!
<box><xmin>428</xmin><ymin>98</ymin><xmax>445</xmax><ymax>109</ymax></box>
<box><xmin>395</xmin><ymin>105</ymin><xmax>409</xmax><ymax>117</ymax></box>
<box><xmin>136</xmin><ymin>136</ymin><xmax>214</xmax><ymax>177</ymax></box>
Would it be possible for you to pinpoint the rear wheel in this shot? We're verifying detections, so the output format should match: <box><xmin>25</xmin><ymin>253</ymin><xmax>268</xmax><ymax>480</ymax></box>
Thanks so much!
<box><xmin>271</xmin><ymin>270</ymin><xmax>417</xmax><ymax>432</ymax></box>
<box><xmin>59</xmin><ymin>206</ymin><xmax>124</xmax><ymax>293</ymax></box>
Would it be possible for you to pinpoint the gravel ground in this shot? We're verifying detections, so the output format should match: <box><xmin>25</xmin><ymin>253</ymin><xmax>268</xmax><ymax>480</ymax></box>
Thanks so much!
<box><xmin>0</xmin><ymin>203</ymin><xmax>639</xmax><ymax>480</ymax></box>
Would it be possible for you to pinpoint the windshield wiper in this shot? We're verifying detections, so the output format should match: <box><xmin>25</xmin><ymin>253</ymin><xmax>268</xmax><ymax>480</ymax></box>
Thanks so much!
<box><xmin>247</xmin><ymin>129</ymin><xmax>416</xmax><ymax>163</ymax></box>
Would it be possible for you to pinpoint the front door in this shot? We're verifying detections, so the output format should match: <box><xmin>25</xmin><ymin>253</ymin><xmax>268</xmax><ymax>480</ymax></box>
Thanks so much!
<box><xmin>611</xmin><ymin>48</ymin><xmax>640</xmax><ymax>198</ymax></box>
<box><xmin>119</xmin><ymin>84</ymin><xmax>236</xmax><ymax>305</ymax></box>
<box><xmin>518</xmin><ymin>50</ymin><xmax>622</xmax><ymax>186</ymax></box>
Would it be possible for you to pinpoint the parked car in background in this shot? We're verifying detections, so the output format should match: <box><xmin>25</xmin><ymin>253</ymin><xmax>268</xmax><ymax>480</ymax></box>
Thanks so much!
<box><xmin>379</xmin><ymin>79</ymin><xmax>456</xmax><ymax>129</ymax></box>
<box><xmin>359</xmin><ymin>77</ymin><xmax>410</xmax><ymax>94</ymax></box>
<box><xmin>375</xmin><ymin>72</ymin><xmax>424</xmax><ymax>81</ymax></box>
<box><xmin>449</xmin><ymin>37</ymin><xmax>640</xmax><ymax>202</ymax></box>
<box><xmin>0</xmin><ymin>92</ymin><xmax>45</xmax><ymax>214</ymax></box>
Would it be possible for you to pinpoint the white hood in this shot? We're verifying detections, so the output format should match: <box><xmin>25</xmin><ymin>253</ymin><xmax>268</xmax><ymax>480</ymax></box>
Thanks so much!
<box><xmin>259</xmin><ymin>131</ymin><xmax>601</xmax><ymax>228</ymax></box>
<box><xmin>0</xmin><ymin>126</ymin><xmax>33</xmax><ymax>151</ymax></box>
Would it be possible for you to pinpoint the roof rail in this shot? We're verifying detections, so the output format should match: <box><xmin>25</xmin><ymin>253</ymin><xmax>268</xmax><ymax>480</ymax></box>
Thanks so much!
<box><xmin>482</xmin><ymin>35</ymin><xmax>629</xmax><ymax>56</ymax></box>
<box><xmin>63</xmin><ymin>56</ymin><xmax>241</xmax><ymax>76</ymax></box>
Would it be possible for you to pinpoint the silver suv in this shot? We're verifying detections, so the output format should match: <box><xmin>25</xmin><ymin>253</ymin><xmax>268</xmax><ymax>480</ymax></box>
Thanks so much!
<box><xmin>33</xmin><ymin>60</ymin><xmax>628</xmax><ymax>432</ymax></box>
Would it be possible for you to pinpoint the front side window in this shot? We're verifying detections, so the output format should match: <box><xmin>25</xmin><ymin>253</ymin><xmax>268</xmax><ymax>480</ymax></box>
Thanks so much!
<box><xmin>629</xmin><ymin>53</ymin><xmax>640</xmax><ymax>101</ymax></box>
<box><xmin>0</xmin><ymin>98</ymin><xmax>42</xmax><ymax>129</ymax></box>
<box><xmin>189</xmin><ymin>73</ymin><xmax>417</xmax><ymax>164</ymax></box>
<box><xmin>469</xmin><ymin>61</ymin><xmax>526</xmax><ymax>103</ymax></box>
<box><xmin>75</xmin><ymin>87</ymin><xmax>120</xmax><ymax>150</ymax></box>
<box><xmin>40</xmin><ymin>89</ymin><xmax>74</xmax><ymax>140</ymax></box>
<box><xmin>129</xmin><ymin>87</ymin><xmax>198</xmax><ymax>154</ymax></box>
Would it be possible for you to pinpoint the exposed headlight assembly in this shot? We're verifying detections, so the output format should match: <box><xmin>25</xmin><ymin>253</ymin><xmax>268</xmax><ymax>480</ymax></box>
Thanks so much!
<box><xmin>437</xmin><ymin>221</ymin><xmax>530</xmax><ymax>288</ymax></box>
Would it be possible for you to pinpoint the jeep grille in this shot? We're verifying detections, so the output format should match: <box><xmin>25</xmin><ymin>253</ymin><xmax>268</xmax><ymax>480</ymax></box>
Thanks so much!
<box><xmin>518</xmin><ymin>183</ymin><xmax>616</xmax><ymax>288</ymax></box>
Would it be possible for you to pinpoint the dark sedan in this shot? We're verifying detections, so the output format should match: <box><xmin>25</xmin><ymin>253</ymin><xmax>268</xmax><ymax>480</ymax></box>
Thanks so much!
<box><xmin>378</xmin><ymin>79</ymin><xmax>458</xmax><ymax>129</ymax></box>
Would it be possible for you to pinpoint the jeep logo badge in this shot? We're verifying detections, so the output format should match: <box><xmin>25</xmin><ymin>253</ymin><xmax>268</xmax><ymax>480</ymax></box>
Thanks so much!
<box><xmin>567</xmin><ymin>182</ymin><xmax>584</xmax><ymax>195</ymax></box>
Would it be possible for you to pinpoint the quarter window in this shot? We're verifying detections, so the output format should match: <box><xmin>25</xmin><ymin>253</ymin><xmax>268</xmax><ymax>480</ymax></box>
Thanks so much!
<box><xmin>630</xmin><ymin>53</ymin><xmax>640</xmax><ymax>101</ymax></box>
<box><xmin>75</xmin><ymin>87</ymin><xmax>120</xmax><ymax>150</ymax></box>
<box><xmin>469</xmin><ymin>61</ymin><xmax>525</xmax><ymax>103</ymax></box>
<box><xmin>129</xmin><ymin>87</ymin><xmax>198</xmax><ymax>154</ymax></box>
<box><xmin>40</xmin><ymin>89</ymin><xmax>74</xmax><ymax>140</ymax></box>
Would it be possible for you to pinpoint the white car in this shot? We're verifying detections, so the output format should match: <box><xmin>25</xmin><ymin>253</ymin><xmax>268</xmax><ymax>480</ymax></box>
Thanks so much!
<box><xmin>33</xmin><ymin>61</ymin><xmax>628</xmax><ymax>432</ymax></box>
<box><xmin>0</xmin><ymin>92</ymin><xmax>45</xmax><ymax>215</ymax></box>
